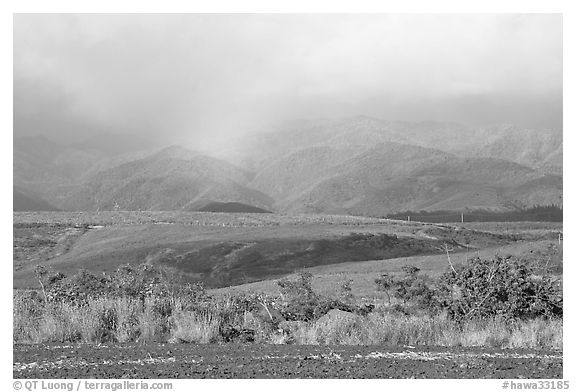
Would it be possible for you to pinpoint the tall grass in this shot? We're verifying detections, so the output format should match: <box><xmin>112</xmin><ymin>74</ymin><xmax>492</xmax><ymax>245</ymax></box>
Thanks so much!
<box><xmin>170</xmin><ymin>312</ymin><xmax>221</xmax><ymax>343</ymax></box>
<box><xmin>289</xmin><ymin>311</ymin><xmax>562</xmax><ymax>349</ymax></box>
<box><xmin>14</xmin><ymin>295</ymin><xmax>164</xmax><ymax>344</ymax></box>
<box><xmin>13</xmin><ymin>292</ymin><xmax>562</xmax><ymax>350</ymax></box>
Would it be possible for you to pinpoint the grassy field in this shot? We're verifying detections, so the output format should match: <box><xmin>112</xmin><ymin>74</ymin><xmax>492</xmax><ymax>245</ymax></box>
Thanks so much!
<box><xmin>12</xmin><ymin>226</ymin><xmax>447</xmax><ymax>288</ymax></box>
<box><xmin>13</xmin><ymin>211</ymin><xmax>411</xmax><ymax>227</ymax></box>
<box><xmin>13</xmin><ymin>212</ymin><xmax>561</xmax><ymax>290</ymax></box>
<box><xmin>211</xmin><ymin>239</ymin><xmax>562</xmax><ymax>299</ymax></box>
<box><xmin>13</xmin><ymin>212</ymin><xmax>563</xmax><ymax>353</ymax></box>
<box><xmin>13</xmin><ymin>293</ymin><xmax>562</xmax><ymax>350</ymax></box>
<box><xmin>456</xmin><ymin>221</ymin><xmax>562</xmax><ymax>240</ymax></box>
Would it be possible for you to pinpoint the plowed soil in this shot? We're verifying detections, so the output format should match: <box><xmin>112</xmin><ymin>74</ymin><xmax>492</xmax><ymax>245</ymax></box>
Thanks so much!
<box><xmin>14</xmin><ymin>344</ymin><xmax>562</xmax><ymax>379</ymax></box>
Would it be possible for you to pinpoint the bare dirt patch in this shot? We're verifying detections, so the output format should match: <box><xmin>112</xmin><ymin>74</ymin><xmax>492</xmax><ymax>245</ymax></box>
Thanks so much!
<box><xmin>13</xmin><ymin>344</ymin><xmax>562</xmax><ymax>379</ymax></box>
<box><xmin>13</xmin><ymin>224</ymin><xmax>90</xmax><ymax>271</ymax></box>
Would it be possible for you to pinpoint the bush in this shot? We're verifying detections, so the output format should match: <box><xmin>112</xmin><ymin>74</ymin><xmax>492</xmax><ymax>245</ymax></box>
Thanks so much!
<box><xmin>108</xmin><ymin>264</ymin><xmax>171</xmax><ymax>300</ymax></box>
<box><xmin>34</xmin><ymin>263</ymin><xmax>207</xmax><ymax>305</ymax></box>
<box><xmin>277</xmin><ymin>272</ymin><xmax>374</xmax><ymax>321</ymax></box>
<box><xmin>375</xmin><ymin>266</ymin><xmax>440</xmax><ymax>312</ymax></box>
<box><xmin>18</xmin><ymin>261</ymin><xmax>561</xmax><ymax>347</ymax></box>
<box><xmin>338</xmin><ymin>278</ymin><xmax>354</xmax><ymax>304</ymax></box>
<box><xmin>375</xmin><ymin>258</ymin><xmax>562</xmax><ymax>322</ymax></box>
<box><xmin>276</xmin><ymin>271</ymin><xmax>319</xmax><ymax>321</ymax></box>
<box><xmin>439</xmin><ymin>256</ymin><xmax>562</xmax><ymax>321</ymax></box>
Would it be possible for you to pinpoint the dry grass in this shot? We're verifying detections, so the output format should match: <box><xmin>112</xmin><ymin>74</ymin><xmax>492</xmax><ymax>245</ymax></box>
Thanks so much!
<box><xmin>113</xmin><ymin>297</ymin><xmax>141</xmax><ymax>343</ymax></box>
<box><xmin>170</xmin><ymin>312</ymin><xmax>221</xmax><ymax>343</ymax></box>
<box><xmin>14</xmin><ymin>293</ymin><xmax>562</xmax><ymax>350</ymax></box>
<box><xmin>14</xmin><ymin>296</ymin><xmax>160</xmax><ymax>344</ymax></box>
<box><xmin>287</xmin><ymin>312</ymin><xmax>563</xmax><ymax>350</ymax></box>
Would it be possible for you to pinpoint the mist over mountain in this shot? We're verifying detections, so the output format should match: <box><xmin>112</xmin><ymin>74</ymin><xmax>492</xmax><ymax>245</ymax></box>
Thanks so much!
<box><xmin>13</xmin><ymin>117</ymin><xmax>562</xmax><ymax>216</ymax></box>
<box><xmin>213</xmin><ymin>117</ymin><xmax>562</xmax><ymax>172</ymax></box>
<box><xmin>249</xmin><ymin>134</ymin><xmax>561</xmax><ymax>215</ymax></box>
<box><xmin>471</xmin><ymin>125</ymin><xmax>562</xmax><ymax>175</ymax></box>
<box><xmin>13</xmin><ymin>14</ymin><xmax>561</xmax><ymax>216</ymax></box>
<box><xmin>71</xmin><ymin>132</ymin><xmax>159</xmax><ymax>157</ymax></box>
<box><xmin>25</xmin><ymin>145</ymin><xmax>274</xmax><ymax>212</ymax></box>
<box><xmin>13</xmin><ymin>187</ymin><xmax>58</xmax><ymax>211</ymax></box>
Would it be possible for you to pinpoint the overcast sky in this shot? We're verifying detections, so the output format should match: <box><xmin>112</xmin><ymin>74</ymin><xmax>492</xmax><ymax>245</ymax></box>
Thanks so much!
<box><xmin>14</xmin><ymin>14</ymin><xmax>562</xmax><ymax>147</ymax></box>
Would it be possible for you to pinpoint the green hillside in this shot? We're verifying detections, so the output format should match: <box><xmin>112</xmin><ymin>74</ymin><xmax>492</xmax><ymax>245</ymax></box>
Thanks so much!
<box><xmin>13</xmin><ymin>211</ymin><xmax>538</xmax><ymax>290</ymax></box>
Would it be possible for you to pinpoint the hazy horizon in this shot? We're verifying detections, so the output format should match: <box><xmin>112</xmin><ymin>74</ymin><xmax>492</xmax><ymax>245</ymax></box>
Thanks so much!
<box><xmin>14</xmin><ymin>14</ymin><xmax>562</xmax><ymax>151</ymax></box>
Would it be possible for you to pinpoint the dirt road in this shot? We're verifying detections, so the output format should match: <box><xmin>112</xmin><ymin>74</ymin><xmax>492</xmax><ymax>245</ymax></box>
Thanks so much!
<box><xmin>14</xmin><ymin>344</ymin><xmax>562</xmax><ymax>379</ymax></box>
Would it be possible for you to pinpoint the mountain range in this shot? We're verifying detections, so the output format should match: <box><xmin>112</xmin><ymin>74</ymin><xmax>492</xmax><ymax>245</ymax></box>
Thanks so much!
<box><xmin>13</xmin><ymin>117</ymin><xmax>562</xmax><ymax>215</ymax></box>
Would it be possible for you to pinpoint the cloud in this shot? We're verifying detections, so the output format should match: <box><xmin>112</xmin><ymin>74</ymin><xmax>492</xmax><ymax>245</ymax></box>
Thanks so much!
<box><xmin>13</xmin><ymin>14</ymin><xmax>562</xmax><ymax>146</ymax></box>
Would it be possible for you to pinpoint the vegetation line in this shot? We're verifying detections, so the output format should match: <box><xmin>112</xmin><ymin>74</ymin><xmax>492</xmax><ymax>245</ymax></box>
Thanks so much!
<box><xmin>386</xmin><ymin>205</ymin><xmax>563</xmax><ymax>223</ymax></box>
<box><xmin>14</xmin><ymin>256</ymin><xmax>562</xmax><ymax>350</ymax></box>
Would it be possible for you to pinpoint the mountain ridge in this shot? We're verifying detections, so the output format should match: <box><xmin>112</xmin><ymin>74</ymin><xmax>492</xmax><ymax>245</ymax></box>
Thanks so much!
<box><xmin>13</xmin><ymin>117</ymin><xmax>563</xmax><ymax>216</ymax></box>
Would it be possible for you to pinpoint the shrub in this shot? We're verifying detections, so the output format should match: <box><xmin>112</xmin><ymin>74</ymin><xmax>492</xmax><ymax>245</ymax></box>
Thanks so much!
<box><xmin>277</xmin><ymin>271</ymin><xmax>319</xmax><ymax>321</ymax></box>
<box><xmin>175</xmin><ymin>282</ymin><xmax>210</xmax><ymax>308</ymax></box>
<box><xmin>439</xmin><ymin>256</ymin><xmax>562</xmax><ymax>321</ymax></box>
<box><xmin>338</xmin><ymin>278</ymin><xmax>354</xmax><ymax>304</ymax></box>
<box><xmin>277</xmin><ymin>272</ymin><xmax>374</xmax><ymax>321</ymax></box>
<box><xmin>33</xmin><ymin>263</ymin><xmax>207</xmax><ymax>305</ymax></box>
<box><xmin>17</xmin><ymin>262</ymin><xmax>560</xmax><ymax>348</ymax></box>
<box><xmin>374</xmin><ymin>258</ymin><xmax>562</xmax><ymax>322</ymax></box>
<box><xmin>108</xmin><ymin>264</ymin><xmax>170</xmax><ymax>300</ymax></box>
<box><xmin>375</xmin><ymin>266</ymin><xmax>440</xmax><ymax>312</ymax></box>
<box><xmin>35</xmin><ymin>265</ymin><xmax>115</xmax><ymax>305</ymax></box>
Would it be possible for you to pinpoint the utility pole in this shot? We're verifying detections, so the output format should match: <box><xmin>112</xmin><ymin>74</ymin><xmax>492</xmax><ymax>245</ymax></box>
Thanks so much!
<box><xmin>407</xmin><ymin>216</ymin><xmax>410</xmax><ymax>222</ymax></box>
<box><xmin>437</xmin><ymin>243</ymin><xmax>456</xmax><ymax>273</ymax></box>
<box><xmin>461</xmin><ymin>212</ymin><xmax>464</xmax><ymax>223</ymax></box>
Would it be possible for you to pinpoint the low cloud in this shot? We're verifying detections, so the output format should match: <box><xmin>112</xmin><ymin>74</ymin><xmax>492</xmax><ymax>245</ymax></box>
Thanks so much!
<box><xmin>14</xmin><ymin>14</ymin><xmax>562</xmax><ymax>147</ymax></box>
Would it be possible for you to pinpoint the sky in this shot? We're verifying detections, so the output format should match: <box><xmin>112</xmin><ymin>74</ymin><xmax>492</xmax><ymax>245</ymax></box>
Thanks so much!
<box><xmin>13</xmin><ymin>13</ymin><xmax>562</xmax><ymax>147</ymax></box>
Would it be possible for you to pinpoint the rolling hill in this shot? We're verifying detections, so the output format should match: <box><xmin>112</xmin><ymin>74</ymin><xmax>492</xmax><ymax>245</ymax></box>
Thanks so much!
<box><xmin>13</xmin><ymin>117</ymin><xmax>562</xmax><ymax>215</ymax></box>
<box><xmin>13</xmin><ymin>134</ymin><xmax>160</xmax><ymax>209</ymax></box>
<box><xmin>13</xmin><ymin>211</ymin><xmax>528</xmax><ymax>289</ymax></box>
<box><xmin>14</xmin><ymin>134</ymin><xmax>156</xmax><ymax>184</ymax></box>
<box><xmin>59</xmin><ymin>146</ymin><xmax>274</xmax><ymax>211</ymax></box>
<box><xmin>471</xmin><ymin>125</ymin><xmax>563</xmax><ymax>175</ymax></box>
<box><xmin>250</xmin><ymin>142</ymin><xmax>562</xmax><ymax>215</ymax></box>
<box><xmin>217</xmin><ymin>116</ymin><xmax>562</xmax><ymax>172</ymax></box>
